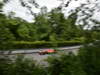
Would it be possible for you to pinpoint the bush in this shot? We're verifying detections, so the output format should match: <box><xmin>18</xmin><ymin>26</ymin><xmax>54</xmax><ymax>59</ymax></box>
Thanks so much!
<box><xmin>0</xmin><ymin>55</ymin><xmax>46</xmax><ymax>75</ymax></box>
<box><xmin>0</xmin><ymin>24</ymin><xmax>15</xmax><ymax>50</ymax></box>
<box><xmin>78</xmin><ymin>40</ymin><xmax>100</xmax><ymax>75</ymax></box>
<box><xmin>57</xmin><ymin>41</ymin><xmax>82</xmax><ymax>47</ymax></box>
<box><xmin>12</xmin><ymin>41</ymin><xmax>83</xmax><ymax>49</ymax></box>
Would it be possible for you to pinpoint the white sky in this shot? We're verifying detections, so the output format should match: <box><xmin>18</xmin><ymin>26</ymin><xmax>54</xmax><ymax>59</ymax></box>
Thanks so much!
<box><xmin>3</xmin><ymin>0</ymin><xmax>62</xmax><ymax>22</ymax></box>
<box><xmin>2</xmin><ymin>0</ymin><xmax>100</xmax><ymax>25</ymax></box>
<box><xmin>36</xmin><ymin>0</ymin><xmax>61</xmax><ymax>11</ymax></box>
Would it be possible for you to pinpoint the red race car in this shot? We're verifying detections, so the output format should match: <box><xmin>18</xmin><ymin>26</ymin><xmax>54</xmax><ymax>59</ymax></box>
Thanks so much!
<box><xmin>39</xmin><ymin>49</ymin><xmax>56</xmax><ymax>55</ymax></box>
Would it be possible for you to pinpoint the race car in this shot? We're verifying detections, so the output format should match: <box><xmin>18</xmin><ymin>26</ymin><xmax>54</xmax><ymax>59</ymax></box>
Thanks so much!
<box><xmin>38</xmin><ymin>49</ymin><xmax>56</xmax><ymax>55</ymax></box>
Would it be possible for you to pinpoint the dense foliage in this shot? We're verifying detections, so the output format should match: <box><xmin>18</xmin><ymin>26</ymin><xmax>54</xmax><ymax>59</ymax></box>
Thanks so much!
<box><xmin>0</xmin><ymin>0</ymin><xmax>100</xmax><ymax>75</ymax></box>
<box><xmin>0</xmin><ymin>2</ymin><xmax>84</xmax><ymax>50</ymax></box>
<box><xmin>13</xmin><ymin>40</ymin><xmax>82</xmax><ymax>49</ymax></box>
<box><xmin>0</xmin><ymin>40</ymin><xmax>100</xmax><ymax>75</ymax></box>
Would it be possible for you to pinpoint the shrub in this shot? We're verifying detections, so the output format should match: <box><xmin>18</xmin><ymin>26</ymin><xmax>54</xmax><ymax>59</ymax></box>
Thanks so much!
<box><xmin>12</xmin><ymin>40</ymin><xmax>83</xmax><ymax>49</ymax></box>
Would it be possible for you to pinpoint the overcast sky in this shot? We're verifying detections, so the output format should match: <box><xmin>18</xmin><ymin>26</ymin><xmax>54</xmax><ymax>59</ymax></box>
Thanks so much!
<box><xmin>2</xmin><ymin>0</ymin><xmax>100</xmax><ymax>27</ymax></box>
<box><xmin>2</xmin><ymin>0</ymin><xmax>87</xmax><ymax>22</ymax></box>
<box><xmin>3</xmin><ymin>0</ymin><xmax>62</xmax><ymax>22</ymax></box>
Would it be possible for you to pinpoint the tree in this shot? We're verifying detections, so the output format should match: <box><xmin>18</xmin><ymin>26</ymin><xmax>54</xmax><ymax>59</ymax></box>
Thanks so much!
<box><xmin>34</xmin><ymin>7</ymin><xmax>51</xmax><ymax>41</ymax></box>
<box><xmin>8</xmin><ymin>55</ymin><xmax>46</xmax><ymax>75</ymax></box>
<box><xmin>61</xmin><ymin>0</ymin><xmax>100</xmax><ymax>26</ymax></box>
<box><xmin>0</xmin><ymin>23</ymin><xmax>15</xmax><ymax>50</ymax></box>
<box><xmin>0</xmin><ymin>2</ymin><xmax>15</xmax><ymax>50</ymax></box>
<box><xmin>48</xmin><ymin>8</ymin><xmax>82</xmax><ymax>41</ymax></box>
<box><xmin>0</xmin><ymin>55</ymin><xmax>11</xmax><ymax>75</ymax></box>
<box><xmin>47</xmin><ymin>52</ymin><xmax>86</xmax><ymax>75</ymax></box>
<box><xmin>48</xmin><ymin>8</ymin><xmax>66</xmax><ymax>41</ymax></box>
<box><xmin>78</xmin><ymin>40</ymin><xmax>100</xmax><ymax>75</ymax></box>
<box><xmin>61</xmin><ymin>0</ymin><xmax>100</xmax><ymax>42</ymax></box>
